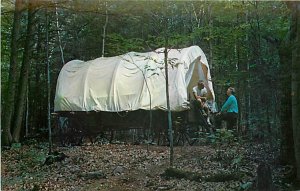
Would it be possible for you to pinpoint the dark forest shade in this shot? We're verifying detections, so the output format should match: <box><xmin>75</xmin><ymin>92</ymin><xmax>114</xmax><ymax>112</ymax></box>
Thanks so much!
<box><xmin>1</xmin><ymin>0</ymin><xmax>300</xmax><ymax>182</ymax></box>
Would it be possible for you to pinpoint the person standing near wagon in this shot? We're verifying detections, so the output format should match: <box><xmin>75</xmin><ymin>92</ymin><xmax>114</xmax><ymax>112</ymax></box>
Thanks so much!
<box><xmin>215</xmin><ymin>87</ymin><xmax>238</xmax><ymax>130</ymax></box>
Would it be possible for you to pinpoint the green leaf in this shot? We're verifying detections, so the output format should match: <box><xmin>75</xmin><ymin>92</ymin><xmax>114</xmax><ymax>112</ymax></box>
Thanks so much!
<box><xmin>11</xmin><ymin>143</ymin><xmax>21</xmax><ymax>149</ymax></box>
<box><xmin>240</xmin><ymin>182</ymin><xmax>252</xmax><ymax>190</ymax></box>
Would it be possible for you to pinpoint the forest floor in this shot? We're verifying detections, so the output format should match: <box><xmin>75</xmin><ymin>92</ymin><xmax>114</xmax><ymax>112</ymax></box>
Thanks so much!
<box><xmin>1</xmin><ymin>134</ymin><xmax>297</xmax><ymax>191</ymax></box>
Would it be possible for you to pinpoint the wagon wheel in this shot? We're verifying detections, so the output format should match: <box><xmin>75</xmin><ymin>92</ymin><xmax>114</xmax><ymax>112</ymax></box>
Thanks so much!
<box><xmin>173</xmin><ymin>122</ymin><xmax>193</xmax><ymax>146</ymax></box>
<box><xmin>174</xmin><ymin>130</ymin><xmax>190</xmax><ymax>146</ymax></box>
<box><xmin>155</xmin><ymin>123</ymin><xmax>192</xmax><ymax>146</ymax></box>
<box><xmin>155</xmin><ymin>128</ymin><xmax>169</xmax><ymax>146</ymax></box>
<box><xmin>60</xmin><ymin>118</ymin><xmax>84</xmax><ymax>146</ymax></box>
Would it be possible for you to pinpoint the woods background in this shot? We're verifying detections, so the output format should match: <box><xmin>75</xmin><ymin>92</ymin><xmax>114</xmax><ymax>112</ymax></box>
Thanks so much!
<box><xmin>1</xmin><ymin>0</ymin><xmax>300</xmax><ymax>182</ymax></box>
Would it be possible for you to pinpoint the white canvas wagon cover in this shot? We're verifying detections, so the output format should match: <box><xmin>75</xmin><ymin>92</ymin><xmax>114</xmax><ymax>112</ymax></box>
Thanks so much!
<box><xmin>54</xmin><ymin>45</ymin><xmax>215</xmax><ymax>112</ymax></box>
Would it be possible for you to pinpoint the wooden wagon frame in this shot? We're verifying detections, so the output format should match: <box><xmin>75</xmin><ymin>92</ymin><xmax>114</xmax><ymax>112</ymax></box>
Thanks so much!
<box><xmin>52</xmin><ymin>103</ymin><xmax>214</xmax><ymax>146</ymax></box>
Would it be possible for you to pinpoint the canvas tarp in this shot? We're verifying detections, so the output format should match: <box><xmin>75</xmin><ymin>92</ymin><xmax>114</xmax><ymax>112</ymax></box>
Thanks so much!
<box><xmin>54</xmin><ymin>45</ymin><xmax>215</xmax><ymax>112</ymax></box>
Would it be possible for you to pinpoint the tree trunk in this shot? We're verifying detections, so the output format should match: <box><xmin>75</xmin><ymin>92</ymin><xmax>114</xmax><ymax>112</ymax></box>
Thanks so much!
<box><xmin>55</xmin><ymin>4</ymin><xmax>65</xmax><ymax>65</ymax></box>
<box><xmin>245</xmin><ymin>6</ymin><xmax>251</xmax><ymax>134</ymax></box>
<box><xmin>208</xmin><ymin>2</ymin><xmax>213</xmax><ymax>70</ymax></box>
<box><xmin>25</xmin><ymin>84</ymin><xmax>29</xmax><ymax>137</ymax></box>
<box><xmin>102</xmin><ymin>1</ymin><xmax>108</xmax><ymax>57</ymax></box>
<box><xmin>278</xmin><ymin>43</ymin><xmax>294</xmax><ymax>165</ymax></box>
<box><xmin>33</xmin><ymin>24</ymin><xmax>43</xmax><ymax>134</ymax></box>
<box><xmin>164</xmin><ymin>39</ymin><xmax>173</xmax><ymax>167</ymax></box>
<box><xmin>234</xmin><ymin>42</ymin><xmax>241</xmax><ymax>134</ymax></box>
<box><xmin>291</xmin><ymin>2</ymin><xmax>300</xmax><ymax>181</ymax></box>
<box><xmin>1</xmin><ymin>0</ymin><xmax>24</xmax><ymax>146</ymax></box>
<box><xmin>256</xmin><ymin>162</ymin><xmax>273</xmax><ymax>190</ymax></box>
<box><xmin>46</xmin><ymin>8</ymin><xmax>53</xmax><ymax>154</ymax></box>
<box><xmin>12</xmin><ymin>1</ymin><xmax>36</xmax><ymax>143</ymax></box>
<box><xmin>279</xmin><ymin>1</ymin><xmax>299</xmax><ymax>166</ymax></box>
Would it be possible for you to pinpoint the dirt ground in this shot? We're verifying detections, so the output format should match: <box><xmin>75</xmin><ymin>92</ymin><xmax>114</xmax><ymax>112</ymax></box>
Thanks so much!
<box><xmin>1</xmin><ymin>138</ymin><xmax>296</xmax><ymax>191</ymax></box>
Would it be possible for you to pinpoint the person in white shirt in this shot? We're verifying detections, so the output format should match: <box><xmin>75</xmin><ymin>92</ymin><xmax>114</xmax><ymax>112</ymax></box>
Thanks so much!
<box><xmin>192</xmin><ymin>80</ymin><xmax>208</xmax><ymax>108</ymax></box>
<box><xmin>192</xmin><ymin>80</ymin><xmax>211</xmax><ymax>125</ymax></box>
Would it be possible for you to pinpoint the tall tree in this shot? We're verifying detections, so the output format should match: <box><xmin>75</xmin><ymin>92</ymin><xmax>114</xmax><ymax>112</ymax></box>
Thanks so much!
<box><xmin>55</xmin><ymin>2</ymin><xmax>65</xmax><ymax>65</ymax></box>
<box><xmin>101</xmin><ymin>1</ymin><xmax>108</xmax><ymax>57</ymax></box>
<box><xmin>290</xmin><ymin>2</ymin><xmax>300</xmax><ymax>182</ymax></box>
<box><xmin>46</xmin><ymin>6</ymin><xmax>53</xmax><ymax>154</ymax></box>
<box><xmin>12</xmin><ymin>0</ymin><xmax>36</xmax><ymax>143</ymax></box>
<box><xmin>208</xmin><ymin>2</ymin><xmax>213</xmax><ymax>70</ymax></box>
<box><xmin>279</xmin><ymin>2</ymin><xmax>296</xmax><ymax>166</ymax></box>
<box><xmin>278</xmin><ymin>34</ymin><xmax>294</xmax><ymax>165</ymax></box>
<box><xmin>1</xmin><ymin>0</ymin><xmax>24</xmax><ymax>146</ymax></box>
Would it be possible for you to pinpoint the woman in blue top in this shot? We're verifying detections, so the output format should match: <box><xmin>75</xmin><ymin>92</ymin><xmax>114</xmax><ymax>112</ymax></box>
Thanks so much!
<box><xmin>215</xmin><ymin>87</ymin><xmax>238</xmax><ymax>130</ymax></box>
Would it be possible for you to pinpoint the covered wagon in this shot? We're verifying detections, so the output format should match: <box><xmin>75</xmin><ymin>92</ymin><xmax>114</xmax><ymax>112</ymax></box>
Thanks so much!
<box><xmin>54</xmin><ymin>45</ymin><xmax>216</xmax><ymax>145</ymax></box>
